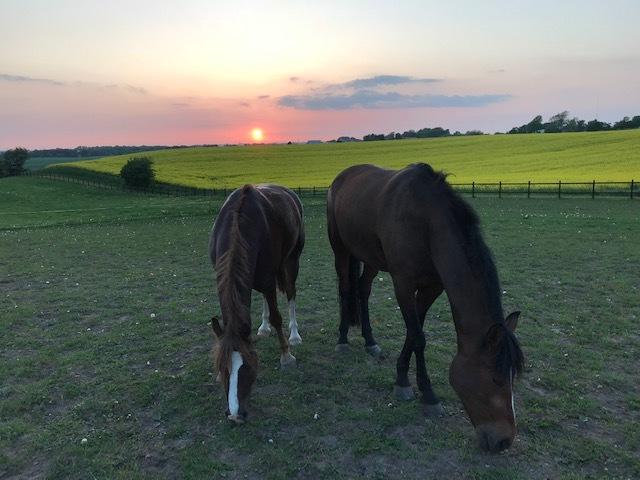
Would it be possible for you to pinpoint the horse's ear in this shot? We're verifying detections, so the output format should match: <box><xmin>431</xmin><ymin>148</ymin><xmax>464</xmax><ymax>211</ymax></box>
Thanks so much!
<box><xmin>485</xmin><ymin>323</ymin><xmax>505</xmax><ymax>350</ymax></box>
<box><xmin>505</xmin><ymin>311</ymin><xmax>520</xmax><ymax>333</ymax></box>
<box><xmin>211</xmin><ymin>316</ymin><xmax>224</xmax><ymax>338</ymax></box>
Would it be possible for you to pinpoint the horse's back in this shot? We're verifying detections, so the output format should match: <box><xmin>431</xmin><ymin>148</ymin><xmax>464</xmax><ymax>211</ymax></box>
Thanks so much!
<box><xmin>327</xmin><ymin>163</ymin><xmax>449</xmax><ymax>276</ymax></box>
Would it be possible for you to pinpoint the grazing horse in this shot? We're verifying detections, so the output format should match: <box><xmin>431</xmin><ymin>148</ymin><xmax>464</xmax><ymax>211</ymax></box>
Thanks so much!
<box><xmin>327</xmin><ymin>163</ymin><xmax>524</xmax><ymax>452</ymax></box>
<box><xmin>209</xmin><ymin>184</ymin><xmax>304</xmax><ymax>422</ymax></box>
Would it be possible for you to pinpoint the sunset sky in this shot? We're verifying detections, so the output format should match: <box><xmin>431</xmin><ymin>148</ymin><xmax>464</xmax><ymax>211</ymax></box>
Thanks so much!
<box><xmin>1</xmin><ymin>0</ymin><xmax>639</xmax><ymax>149</ymax></box>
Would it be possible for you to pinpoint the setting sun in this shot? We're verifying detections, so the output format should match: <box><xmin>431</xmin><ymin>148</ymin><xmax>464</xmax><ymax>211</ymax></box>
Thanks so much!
<box><xmin>250</xmin><ymin>128</ymin><xmax>264</xmax><ymax>142</ymax></box>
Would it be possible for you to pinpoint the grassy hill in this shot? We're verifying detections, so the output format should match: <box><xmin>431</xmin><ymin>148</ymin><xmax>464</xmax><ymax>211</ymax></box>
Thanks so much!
<box><xmin>55</xmin><ymin>130</ymin><xmax>640</xmax><ymax>188</ymax></box>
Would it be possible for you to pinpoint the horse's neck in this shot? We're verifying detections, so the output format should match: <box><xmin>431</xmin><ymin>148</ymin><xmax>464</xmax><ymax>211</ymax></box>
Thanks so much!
<box><xmin>430</xmin><ymin>227</ymin><xmax>496</xmax><ymax>347</ymax></box>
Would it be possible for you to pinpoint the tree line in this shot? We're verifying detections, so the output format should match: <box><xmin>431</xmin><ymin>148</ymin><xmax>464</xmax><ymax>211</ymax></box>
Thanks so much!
<box><xmin>507</xmin><ymin>112</ymin><xmax>640</xmax><ymax>134</ymax></box>
<box><xmin>29</xmin><ymin>144</ymin><xmax>218</xmax><ymax>158</ymax></box>
<box><xmin>361</xmin><ymin>112</ymin><xmax>639</xmax><ymax>141</ymax></box>
<box><xmin>363</xmin><ymin>127</ymin><xmax>483</xmax><ymax>141</ymax></box>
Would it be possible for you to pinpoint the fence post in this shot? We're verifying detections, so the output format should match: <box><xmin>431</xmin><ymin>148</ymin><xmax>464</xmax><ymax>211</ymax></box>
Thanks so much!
<box><xmin>558</xmin><ymin>180</ymin><xmax>561</xmax><ymax>199</ymax></box>
<box><xmin>472</xmin><ymin>181</ymin><xmax>475</xmax><ymax>198</ymax></box>
<box><xmin>498</xmin><ymin>181</ymin><xmax>502</xmax><ymax>199</ymax></box>
<box><xmin>527</xmin><ymin>180</ymin><xmax>531</xmax><ymax>199</ymax></box>
<box><xmin>631</xmin><ymin>179</ymin><xmax>635</xmax><ymax>200</ymax></box>
<box><xmin>313</xmin><ymin>186</ymin><xmax>316</xmax><ymax>196</ymax></box>
<box><xmin>592</xmin><ymin>180</ymin><xmax>595</xmax><ymax>199</ymax></box>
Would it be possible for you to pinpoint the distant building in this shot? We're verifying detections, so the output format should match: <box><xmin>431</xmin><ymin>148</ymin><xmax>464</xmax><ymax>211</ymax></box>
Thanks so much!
<box><xmin>306</xmin><ymin>140</ymin><xmax>323</xmax><ymax>144</ymax></box>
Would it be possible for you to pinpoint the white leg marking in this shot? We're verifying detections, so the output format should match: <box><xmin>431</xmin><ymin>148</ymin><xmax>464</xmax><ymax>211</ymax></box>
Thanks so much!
<box><xmin>288</xmin><ymin>299</ymin><xmax>302</xmax><ymax>345</ymax></box>
<box><xmin>228</xmin><ymin>351</ymin><xmax>243</xmax><ymax>416</ymax></box>
<box><xmin>257</xmin><ymin>296</ymin><xmax>271</xmax><ymax>336</ymax></box>
<box><xmin>510</xmin><ymin>367</ymin><xmax>516</xmax><ymax>424</ymax></box>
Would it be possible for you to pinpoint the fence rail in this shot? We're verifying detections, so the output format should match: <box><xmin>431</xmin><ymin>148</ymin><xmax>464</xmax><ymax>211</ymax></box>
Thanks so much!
<box><xmin>20</xmin><ymin>170</ymin><xmax>638</xmax><ymax>199</ymax></box>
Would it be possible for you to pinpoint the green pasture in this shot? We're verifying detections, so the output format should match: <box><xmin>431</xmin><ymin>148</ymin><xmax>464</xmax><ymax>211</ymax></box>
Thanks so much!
<box><xmin>56</xmin><ymin>130</ymin><xmax>640</xmax><ymax>188</ymax></box>
<box><xmin>1</xmin><ymin>176</ymin><xmax>639</xmax><ymax>479</ymax></box>
<box><xmin>26</xmin><ymin>157</ymin><xmax>101</xmax><ymax>171</ymax></box>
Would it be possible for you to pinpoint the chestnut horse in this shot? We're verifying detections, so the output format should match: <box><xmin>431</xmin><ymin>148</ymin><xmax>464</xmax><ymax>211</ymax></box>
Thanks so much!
<box><xmin>327</xmin><ymin>163</ymin><xmax>524</xmax><ymax>452</ymax></box>
<box><xmin>209</xmin><ymin>184</ymin><xmax>304</xmax><ymax>422</ymax></box>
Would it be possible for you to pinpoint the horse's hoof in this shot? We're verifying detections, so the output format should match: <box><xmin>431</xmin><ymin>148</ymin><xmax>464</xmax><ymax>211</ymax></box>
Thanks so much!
<box><xmin>280</xmin><ymin>353</ymin><xmax>297</xmax><ymax>369</ymax></box>
<box><xmin>394</xmin><ymin>385</ymin><xmax>415</xmax><ymax>401</ymax></box>
<box><xmin>256</xmin><ymin>327</ymin><xmax>271</xmax><ymax>337</ymax></box>
<box><xmin>365</xmin><ymin>344</ymin><xmax>383</xmax><ymax>358</ymax></box>
<box><xmin>227</xmin><ymin>414</ymin><xmax>245</xmax><ymax>424</ymax></box>
<box><xmin>423</xmin><ymin>402</ymin><xmax>445</xmax><ymax>418</ymax></box>
<box><xmin>288</xmin><ymin>334</ymin><xmax>302</xmax><ymax>346</ymax></box>
<box><xmin>335</xmin><ymin>343</ymin><xmax>350</xmax><ymax>353</ymax></box>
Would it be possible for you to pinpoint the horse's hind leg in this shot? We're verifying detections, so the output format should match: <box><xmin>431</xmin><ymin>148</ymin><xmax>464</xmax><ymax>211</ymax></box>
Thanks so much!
<box><xmin>333</xmin><ymin>248</ymin><xmax>359</xmax><ymax>351</ymax></box>
<box><xmin>256</xmin><ymin>296</ymin><xmax>272</xmax><ymax>337</ymax></box>
<box><xmin>415</xmin><ymin>285</ymin><xmax>445</xmax><ymax>416</ymax></box>
<box><xmin>283</xmin><ymin>255</ymin><xmax>302</xmax><ymax>346</ymax></box>
<box><xmin>359</xmin><ymin>264</ymin><xmax>382</xmax><ymax>357</ymax></box>
<box><xmin>265</xmin><ymin>288</ymin><xmax>296</xmax><ymax>368</ymax></box>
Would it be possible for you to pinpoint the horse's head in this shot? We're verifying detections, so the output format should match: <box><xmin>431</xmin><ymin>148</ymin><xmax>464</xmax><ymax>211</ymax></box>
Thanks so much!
<box><xmin>211</xmin><ymin>316</ymin><xmax>258</xmax><ymax>423</ymax></box>
<box><xmin>449</xmin><ymin>311</ymin><xmax>523</xmax><ymax>453</ymax></box>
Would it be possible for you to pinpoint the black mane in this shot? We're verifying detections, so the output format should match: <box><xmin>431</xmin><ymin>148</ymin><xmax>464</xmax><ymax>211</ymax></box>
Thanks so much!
<box><xmin>410</xmin><ymin>163</ymin><xmax>504</xmax><ymax>322</ymax></box>
<box><xmin>410</xmin><ymin>163</ymin><xmax>524</xmax><ymax>378</ymax></box>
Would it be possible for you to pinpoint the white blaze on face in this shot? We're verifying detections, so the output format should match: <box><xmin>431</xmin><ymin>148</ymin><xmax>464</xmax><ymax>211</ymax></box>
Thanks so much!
<box><xmin>228</xmin><ymin>351</ymin><xmax>244</xmax><ymax>416</ymax></box>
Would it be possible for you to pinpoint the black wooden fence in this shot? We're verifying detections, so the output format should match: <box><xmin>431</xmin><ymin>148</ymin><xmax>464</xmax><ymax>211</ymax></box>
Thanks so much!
<box><xmin>20</xmin><ymin>170</ymin><xmax>638</xmax><ymax>199</ymax></box>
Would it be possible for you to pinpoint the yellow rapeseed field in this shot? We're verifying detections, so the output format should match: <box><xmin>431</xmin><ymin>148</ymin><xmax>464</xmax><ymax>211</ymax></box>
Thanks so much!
<box><xmin>61</xmin><ymin>130</ymin><xmax>640</xmax><ymax>188</ymax></box>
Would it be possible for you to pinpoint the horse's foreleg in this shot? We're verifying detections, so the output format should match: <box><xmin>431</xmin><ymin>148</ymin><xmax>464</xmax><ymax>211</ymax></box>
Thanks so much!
<box><xmin>265</xmin><ymin>289</ymin><xmax>296</xmax><ymax>368</ymax></box>
<box><xmin>359</xmin><ymin>265</ymin><xmax>382</xmax><ymax>357</ymax></box>
<box><xmin>414</xmin><ymin>285</ymin><xmax>445</xmax><ymax>416</ymax></box>
<box><xmin>256</xmin><ymin>296</ymin><xmax>272</xmax><ymax>337</ymax></box>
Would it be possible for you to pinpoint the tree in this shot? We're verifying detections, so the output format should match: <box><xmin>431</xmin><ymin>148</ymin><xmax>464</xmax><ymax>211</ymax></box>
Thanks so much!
<box><xmin>120</xmin><ymin>157</ymin><xmax>155</xmax><ymax>189</ymax></box>
<box><xmin>1</xmin><ymin>147</ymin><xmax>29</xmax><ymax>177</ymax></box>
<box><xmin>543</xmin><ymin>111</ymin><xmax>570</xmax><ymax>133</ymax></box>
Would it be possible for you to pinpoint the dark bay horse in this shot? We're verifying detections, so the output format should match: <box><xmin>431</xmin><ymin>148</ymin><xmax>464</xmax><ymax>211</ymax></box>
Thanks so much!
<box><xmin>327</xmin><ymin>163</ymin><xmax>524</xmax><ymax>452</ymax></box>
<box><xmin>209</xmin><ymin>184</ymin><xmax>304</xmax><ymax>422</ymax></box>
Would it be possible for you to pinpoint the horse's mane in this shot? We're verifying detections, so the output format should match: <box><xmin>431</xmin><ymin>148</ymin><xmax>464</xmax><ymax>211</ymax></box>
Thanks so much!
<box><xmin>215</xmin><ymin>185</ymin><xmax>255</xmax><ymax>376</ymax></box>
<box><xmin>484</xmin><ymin>323</ymin><xmax>525</xmax><ymax>379</ymax></box>
<box><xmin>410</xmin><ymin>163</ymin><xmax>524</xmax><ymax>378</ymax></box>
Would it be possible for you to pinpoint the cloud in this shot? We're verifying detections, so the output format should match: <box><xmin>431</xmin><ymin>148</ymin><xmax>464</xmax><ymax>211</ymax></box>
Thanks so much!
<box><xmin>257</xmin><ymin>95</ymin><xmax>270</xmax><ymax>99</ymax></box>
<box><xmin>0</xmin><ymin>73</ymin><xmax>64</xmax><ymax>86</ymax></box>
<box><xmin>337</xmin><ymin>75</ymin><xmax>441</xmax><ymax>89</ymax></box>
<box><xmin>289</xmin><ymin>76</ymin><xmax>301</xmax><ymax>83</ymax></box>
<box><xmin>1</xmin><ymin>73</ymin><xmax>148</xmax><ymax>94</ymax></box>
<box><xmin>278</xmin><ymin>90</ymin><xmax>511</xmax><ymax>110</ymax></box>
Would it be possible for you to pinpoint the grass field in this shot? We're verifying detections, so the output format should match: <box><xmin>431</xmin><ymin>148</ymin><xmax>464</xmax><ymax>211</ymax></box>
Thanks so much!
<box><xmin>56</xmin><ymin>130</ymin><xmax>640</xmax><ymax>189</ymax></box>
<box><xmin>1</xmin><ymin>176</ymin><xmax>639</xmax><ymax>479</ymax></box>
<box><xmin>26</xmin><ymin>157</ymin><xmax>101</xmax><ymax>171</ymax></box>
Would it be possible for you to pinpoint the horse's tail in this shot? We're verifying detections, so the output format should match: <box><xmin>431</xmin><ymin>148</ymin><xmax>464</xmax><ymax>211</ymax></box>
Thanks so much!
<box><xmin>347</xmin><ymin>255</ymin><xmax>362</xmax><ymax>326</ymax></box>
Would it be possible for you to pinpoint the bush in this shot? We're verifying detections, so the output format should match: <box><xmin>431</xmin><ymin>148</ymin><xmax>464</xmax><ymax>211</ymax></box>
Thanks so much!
<box><xmin>1</xmin><ymin>147</ymin><xmax>29</xmax><ymax>177</ymax></box>
<box><xmin>120</xmin><ymin>157</ymin><xmax>155</xmax><ymax>189</ymax></box>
